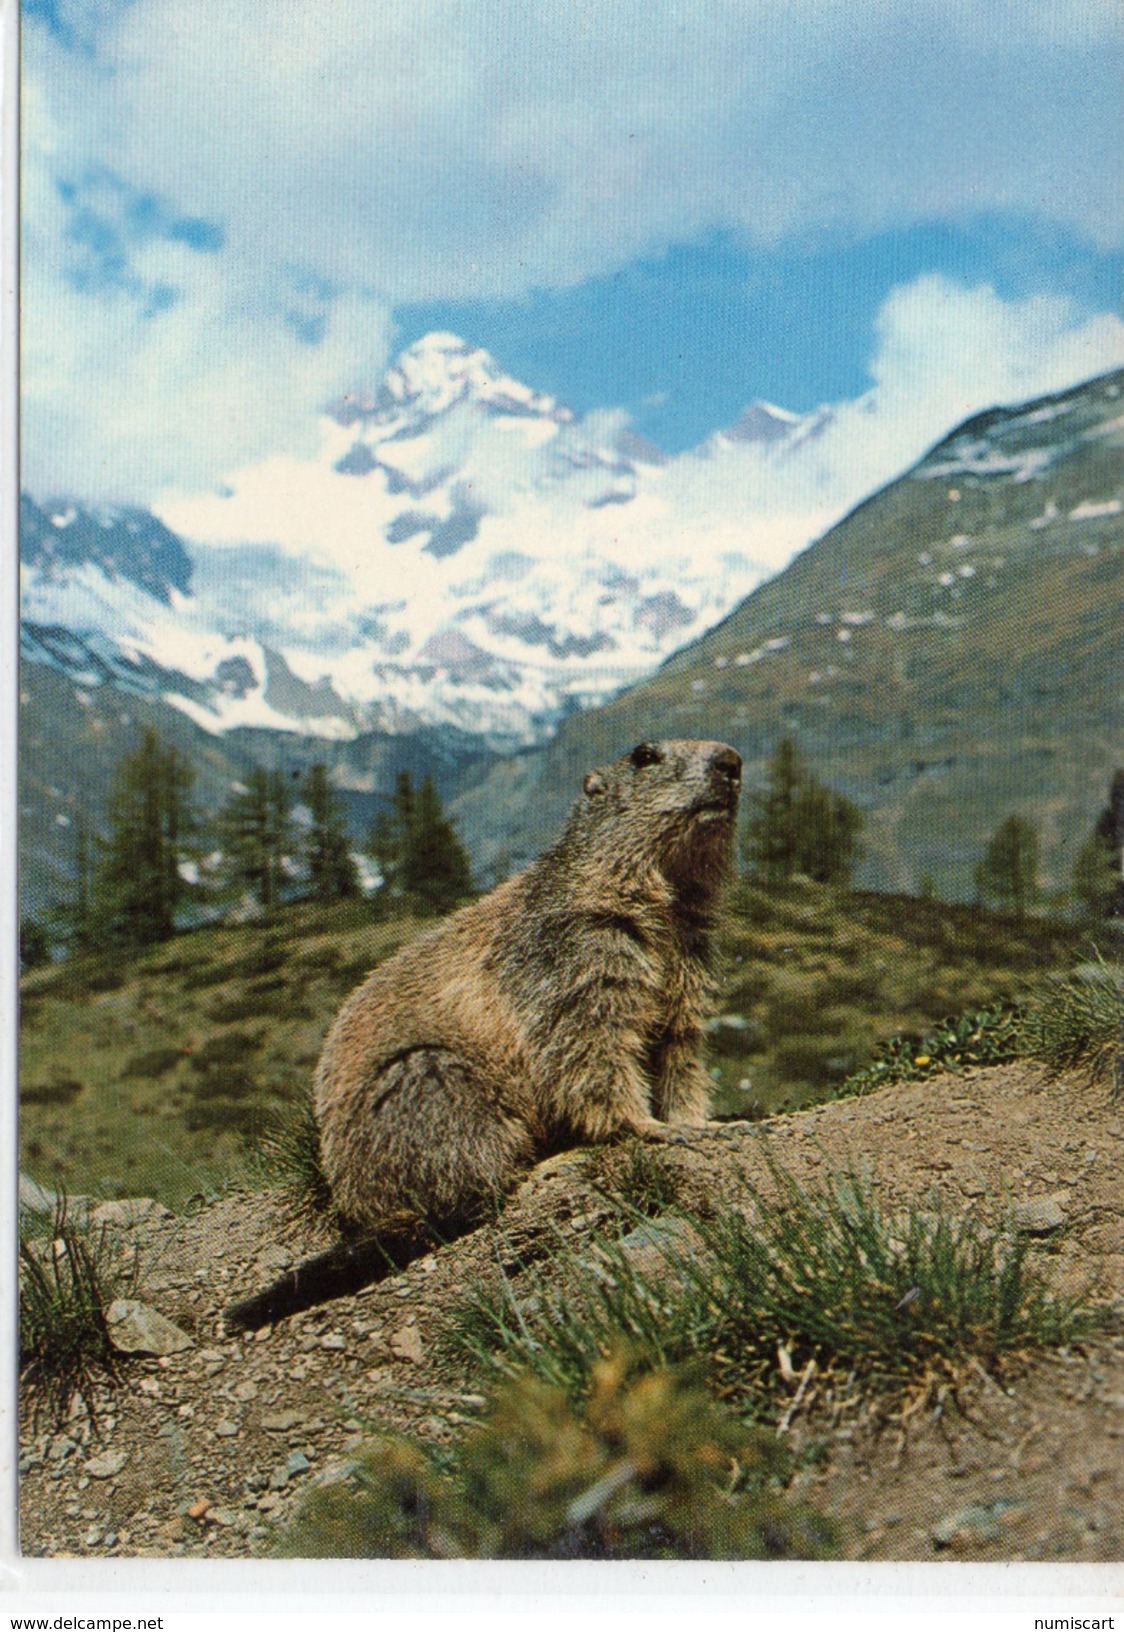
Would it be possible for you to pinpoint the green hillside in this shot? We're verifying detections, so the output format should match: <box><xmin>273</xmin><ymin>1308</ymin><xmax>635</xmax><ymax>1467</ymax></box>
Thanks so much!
<box><xmin>19</xmin><ymin>890</ymin><xmax>1088</xmax><ymax>1210</ymax></box>
<box><xmin>453</xmin><ymin>369</ymin><xmax>1124</xmax><ymax>898</ymax></box>
<box><xmin>18</xmin><ymin>661</ymin><xmax>499</xmax><ymax>920</ymax></box>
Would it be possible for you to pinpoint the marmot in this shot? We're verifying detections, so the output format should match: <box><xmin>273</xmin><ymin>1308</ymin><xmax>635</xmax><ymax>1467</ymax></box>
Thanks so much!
<box><xmin>225</xmin><ymin>738</ymin><xmax>741</xmax><ymax>1329</ymax></box>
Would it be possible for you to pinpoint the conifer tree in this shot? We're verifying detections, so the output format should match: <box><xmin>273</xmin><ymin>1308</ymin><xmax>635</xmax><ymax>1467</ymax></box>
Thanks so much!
<box><xmin>974</xmin><ymin>815</ymin><xmax>1039</xmax><ymax>920</ymax></box>
<box><xmin>1073</xmin><ymin>833</ymin><xmax>1117</xmax><ymax>925</ymax></box>
<box><xmin>19</xmin><ymin>917</ymin><xmax>50</xmax><ymax>971</ymax></box>
<box><xmin>221</xmin><ymin>768</ymin><xmax>291</xmax><ymax>910</ymax></box>
<box><xmin>742</xmin><ymin>738</ymin><xmax>863</xmax><ymax>887</ymax></box>
<box><xmin>369</xmin><ymin>771</ymin><xmax>473</xmax><ymax>914</ymax></box>
<box><xmin>794</xmin><ymin>781</ymin><xmax>864</xmax><ymax>885</ymax></box>
<box><xmin>51</xmin><ymin>811</ymin><xmax>95</xmax><ymax>956</ymax></box>
<box><xmin>92</xmin><ymin>729</ymin><xmax>195</xmax><ymax>947</ymax></box>
<box><xmin>368</xmin><ymin>771</ymin><xmax>416</xmax><ymax>895</ymax></box>
<box><xmin>742</xmin><ymin>738</ymin><xmax>803</xmax><ymax>882</ymax></box>
<box><xmin>303</xmin><ymin>763</ymin><xmax>359</xmax><ymax>903</ymax></box>
<box><xmin>1092</xmin><ymin>769</ymin><xmax>1124</xmax><ymax>918</ymax></box>
<box><xmin>401</xmin><ymin>776</ymin><xmax>474</xmax><ymax>913</ymax></box>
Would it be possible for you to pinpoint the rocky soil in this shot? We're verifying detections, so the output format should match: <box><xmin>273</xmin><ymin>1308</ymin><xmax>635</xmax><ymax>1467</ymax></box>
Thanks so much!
<box><xmin>19</xmin><ymin>1062</ymin><xmax>1124</xmax><ymax>1561</ymax></box>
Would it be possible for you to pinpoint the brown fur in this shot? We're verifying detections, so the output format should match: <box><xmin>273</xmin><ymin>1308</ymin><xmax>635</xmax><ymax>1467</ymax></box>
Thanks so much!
<box><xmin>315</xmin><ymin>738</ymin><xmax>742</xmax><ymax>1233</ymax></box>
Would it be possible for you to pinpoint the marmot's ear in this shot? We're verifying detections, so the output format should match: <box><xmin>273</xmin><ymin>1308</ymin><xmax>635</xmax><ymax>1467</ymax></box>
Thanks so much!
<box><xmin>583</xmin><ymin>771</ymin><xmax>606</xmax><ymax>798</ymax></box>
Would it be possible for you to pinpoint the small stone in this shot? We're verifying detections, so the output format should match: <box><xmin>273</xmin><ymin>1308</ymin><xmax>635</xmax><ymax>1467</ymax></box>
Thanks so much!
<box><xmin>256</xmin><ymin>1244</ymin><xmax>293</xmax><ymax>1271</ymax></box>
<box><xmin>196</xmin><ymin>1348</ymin><xmax>227</xmax><ymax>1366</ymax></box>
<box><xmin>19</xmin><ymin>1173</ymin><xmax>64</xmax><ymax>1214</ymax></box>
<box><xmin>261</xmin><ymin>1410</ymin><xmax>306</xmax><ymax>1433</ymax></box>
<box><xmin>269</xmin><ymin>1466</ymin><xmax>290</xmax><ymax>1490</ymax></box>
<box><xmin>233</xmin><ymin>1380</ymin><xmax>259</xmax><ymax>1402</ymax></box>
<box><xmin>1012</xmin><ymin>1197</ymin><xmax>1066</xmax><ymax>1235</ymax></box>
<box><xmin>256</xmin><ymin>1492</ymin><xmax>281</xmax><ymax>1512</ymax></box>
<box><xmin>285</xmin><ymin>1451</ymin><xmax>311</xmax><ymax>1477</ymax></box>
<box><xmin>320</xmin><ymin>1333</ymin><xmax>346</xmax><ymax>1351</ymax></box>
<box><xmin>615</xmin><ymin>1217</ymin><xmax>704</xmax><ymax>1281</ymax></box>
<box><xmin>90</xmin><ymin>1198</ymin><xmax>173</xmax><ymax>1229</ymax></box>
<box><xmin>186</xmin><ymin>1498</ymin><xmax>210</xmax><ymax>1520</ymax></box>
<box><xmin>214</xmin><ymin>1419</ymin><xmax>240</xmax><ymax>1438</ymax></box>
<box><xmin>103</xmin><ymin>1532</ymin><xmax>119</xmax><ymax>1548</ymax></box>
<box><xmin>933</xmin><ymin>1498</ymin><xmax>1024</xmax><ymax>1549</ymax></box>
<box><xmin>105</xmin><ymin>1300</ymin><xmax>193</xmax><ymax>1357</ymax></box>
<box><xmin>84</xmin><ymin>1450</ymin><xmax>128</xmax><ymax>1480</ymax></box>
<box><xmin>207</xmin><ymin>1507</ymin><xmax>239</xmax><ymax>1528</ymax></box>
<box><xmin>252</xmin><ymin>1325</ymin><xmax>273</xmax><ymax>1342</ymax></box>
<box><xmin>389</xmin><ymin>1326</ymin><xmax>424</xmax><ymax>1364</ymax></box>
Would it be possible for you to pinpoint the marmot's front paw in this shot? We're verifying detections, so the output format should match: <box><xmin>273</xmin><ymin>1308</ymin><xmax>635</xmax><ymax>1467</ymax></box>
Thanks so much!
<box><xmin>628</xmin><ymin>1118</ymin><xmax>689</xmax><ymax>1144</ymax></box>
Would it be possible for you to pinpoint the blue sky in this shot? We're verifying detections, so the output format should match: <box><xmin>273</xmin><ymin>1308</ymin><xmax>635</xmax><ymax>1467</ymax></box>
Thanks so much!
<box><xmin>399</xmin><ymin>220</ymin><xmax>1124</xmax><ymax>452</ymax></box>
<box><xmin>21</xmin><ymin>0</ymin><xmax>1124</xmax><ymax>497</ymax></box>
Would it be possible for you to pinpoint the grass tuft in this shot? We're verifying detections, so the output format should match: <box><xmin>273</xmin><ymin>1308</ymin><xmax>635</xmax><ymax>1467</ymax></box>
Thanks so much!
<box><xmin>1019</xmin><ymin>960</ymin><xmax>1124</xmax><ymax>1091</ymax></box>
<box><xmin>584</xmin><ymin>1142</ymin><xmax>683</xmax><ymax>1217</ymax></box>
<box><xmin>280</xmin><ymin>1351</ymin><xmax>836</xmax><ymax>1559</ymax></box>
<box><xmin>253</xmin><ymin>1094</ymin><xmax>334</xmax><ymax>1223</ymax></box>
<box><xmin>448</xmin><ymin>1165</ymin><xmax>1096</xmax><ymax>1411</ymax></box>
<box><xmin>19</xmin><ymin>1200</ymin><xmax>122</xmax><ymax>1423</ymax></box>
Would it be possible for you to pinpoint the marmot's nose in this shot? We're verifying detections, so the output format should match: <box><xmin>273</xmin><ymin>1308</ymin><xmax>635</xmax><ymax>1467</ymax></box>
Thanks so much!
<box><xmin>711</xmin><ymin>746</ymin><xmax>742</xmax><ymax>783</ymax></box>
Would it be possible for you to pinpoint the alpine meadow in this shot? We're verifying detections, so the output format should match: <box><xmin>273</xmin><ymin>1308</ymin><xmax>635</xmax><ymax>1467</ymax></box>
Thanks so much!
<box><xmin>16</xmin><ymin>0</ymin><xmax>1124</xmax><ymax>1575</ymax></box>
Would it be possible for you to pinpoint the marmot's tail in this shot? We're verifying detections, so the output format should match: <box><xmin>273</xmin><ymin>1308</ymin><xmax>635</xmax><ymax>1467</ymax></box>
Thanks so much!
<box><xmin>223</xmin><ymin>1226</ymin><xmax>427</xmax><ymax>1332</ymax></box>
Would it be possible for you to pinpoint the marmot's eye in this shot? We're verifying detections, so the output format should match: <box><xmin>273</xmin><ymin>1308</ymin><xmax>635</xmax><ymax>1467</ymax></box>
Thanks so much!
<box><xmin>631</xmin><ymin>742</ymin><xmax>664</xmax><ymax>769</ymax></box>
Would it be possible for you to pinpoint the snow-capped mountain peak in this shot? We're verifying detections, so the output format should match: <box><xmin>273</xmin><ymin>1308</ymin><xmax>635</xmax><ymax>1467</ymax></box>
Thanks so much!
<box><xmin>27</xmin><ymin>336</ymin><xmax>1112</xmax><ymax>754</ymax></box>
<box><xmin>331</xmin><ymin>332</ymin><xmax>568</xmax><ymax>431</ymax></box>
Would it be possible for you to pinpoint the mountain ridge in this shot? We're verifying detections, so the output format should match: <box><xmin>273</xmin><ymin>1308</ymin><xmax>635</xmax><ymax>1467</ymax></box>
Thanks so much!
<box><xmin>450</xmin><ymin>366</ymin><xmax>1124</xmax><ymax>900</ymax></box>
<box><xmin>17</xmin><ymin>329</ymin><xmax>901</xmax><ymax>748</ymax></box>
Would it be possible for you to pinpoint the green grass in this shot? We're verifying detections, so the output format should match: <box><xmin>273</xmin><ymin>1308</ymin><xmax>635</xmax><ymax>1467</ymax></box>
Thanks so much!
<box><xmin>835</xmin><ymin>958</ymin><xmax>1123</xmax><ymax>1100</ymax></box>
<box><xmin>447</xmin><ymin>1166</ymin><xmax>1097</xmax><ymax>1413</ymax></box>
<box><xmin>708</xmin><ymin>881</ymin><xmax>1086</xmax><ymax>1116</ymax></box>
<box><xmin>18</xmin><ymin>903</ymin><xmax>418</xmax><ymax>1208</ymax></box>
<box><xmin>583</xmin><ymin>1143</ymin><xmax>683</xmax><ymax>1217</ymax></box>
<box><xmin>253</xmin><ymin>1092</ymin><xmax>334</xmax><ymax>1225</ymax></box>
<box><xmin>280</xmin><ymin>1353</ymin><xmax>836</xmax><ymax>1560</ymax></box>
<box><xmin>18</xmin><ymin>882</ymin><xmax>1098</xmax><ymax>1205</ymax></box>
<box><xmin>1020</xmin><ymin>960</ymin><xmax>1124</xmax><ymax>1089</ymax></box>
<box><xmin>19</xmin><ymin>1201</ymin><xmax>123</xmax><ymax>1423</ymax></box>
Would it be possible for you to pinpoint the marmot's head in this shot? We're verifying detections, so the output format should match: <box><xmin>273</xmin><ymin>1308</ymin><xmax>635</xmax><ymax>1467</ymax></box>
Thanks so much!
<box><xmin>576</xmin><ymin>739</ymin><xmax>742</xmax><ymax>893</ymax></box>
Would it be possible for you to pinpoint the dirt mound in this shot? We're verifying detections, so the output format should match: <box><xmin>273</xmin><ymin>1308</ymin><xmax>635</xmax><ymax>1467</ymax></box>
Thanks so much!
<box><xmin>19</xmin><ymin>1062</ymin><xmax>1124</xmax><ymax>1561</ymax></box>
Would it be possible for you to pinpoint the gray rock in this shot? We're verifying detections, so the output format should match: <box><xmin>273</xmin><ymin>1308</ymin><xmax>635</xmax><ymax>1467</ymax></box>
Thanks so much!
<box><xmin>84</xmin><ymin>1450</ymin><xmax>128</xmax><ymax>1481</ymax></box>
<box><xmin>261</xmin><ymin>1410</ymin><xmax>306</xmax><ymax>1433</ymax></box>
<box><xmin>286</xmin><ymin>1451</ymin><xmax>311</xmax><ymax>1477</ymax></box>
<box><xmin>91</xmin><ymin>1198</ymin><xmax>173</xmax><ymax>1229</ymax></box>
<box><xmin>105</xmin><ymin>1299</ymin><xmax>194</xmax><ymax>1356</ymax></box>
<box><xmin>933</xmin><ymin>1498</ymin><xmax>1023</xmax><ymax>1548</ymax></box>
<box><xmin>1011</xmin><ymin>1196</ymin><xmax>1067</xmax><ymax>1234</ymax></box>
<box><xmin>615</xmin><ymin>1216</ymin><xmax>703</xmax><ymax>1281</ymax></box>
<box><xmin>256</xmin><ymin>1244</ymin><xmax>293</xmax><ymax>1271</ymax></box>
<box><xmin>19</xmin><ymin>1174</ymin><xmax>60</xmax><ymax>1214</ymax></box>
<box><xmin>19</xmin><ymin>1175</ymin><xmax>92</xmax><ymax>1222</ymax></box>
<box><xmin>389</xmin><ymin>1325</ymin><xmax>424</xmax><ymax>1364</ymax></box>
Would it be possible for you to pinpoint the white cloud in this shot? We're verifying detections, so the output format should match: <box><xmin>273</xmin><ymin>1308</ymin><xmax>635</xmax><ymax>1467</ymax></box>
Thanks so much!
<box><xmin>157</xmin><ymin>273</ymin><xmax>1124</xmax><ymax>588</ymax></box>
<box><xmin>653</xmin><ymin>276</ymin><xmax>1124</xmax><ymax>560</ymax></box>
<box><xmin>21</xmin><ymin>1</ymin><xmax>1124</xmax><ymax>498</ymax></box>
